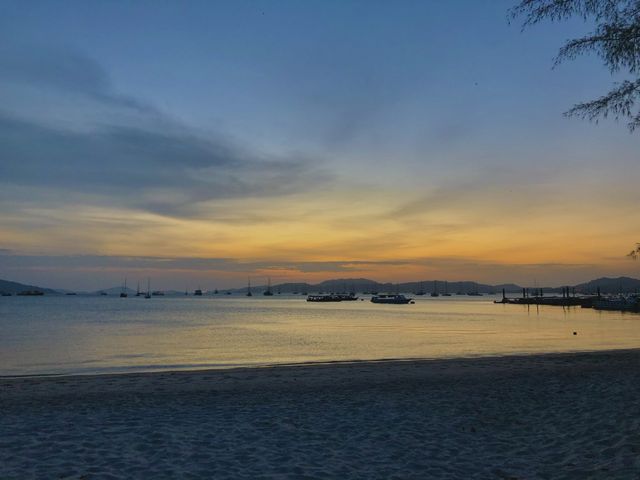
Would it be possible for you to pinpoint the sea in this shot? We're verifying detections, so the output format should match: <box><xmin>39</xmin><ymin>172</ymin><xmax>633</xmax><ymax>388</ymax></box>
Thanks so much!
<box><xmin>1</xmin><ymin>294</ymin><xmax>640</xmax><ymax>376</ymax></box>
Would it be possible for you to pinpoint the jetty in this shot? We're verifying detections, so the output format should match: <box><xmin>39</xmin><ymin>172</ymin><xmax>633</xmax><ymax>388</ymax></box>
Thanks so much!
<box><xmin>494</xmin><ymin>287</ymin><xmax>596</xmax><ymax>308</ymax></box>
<box><xmin>495</xmin><ymin>287</ymin><xmax>640</xmax><ymax>312</ymax></box>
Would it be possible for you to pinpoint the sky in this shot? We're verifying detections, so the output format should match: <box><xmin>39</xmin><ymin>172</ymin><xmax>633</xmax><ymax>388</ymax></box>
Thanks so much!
<box><xmin>0</xmin><ymin>0</ymin><xmax>639</xmax><ymax>291</ymax></box>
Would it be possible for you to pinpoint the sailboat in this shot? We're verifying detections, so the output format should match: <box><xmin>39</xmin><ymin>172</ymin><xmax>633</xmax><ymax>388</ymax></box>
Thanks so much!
<box><xmin>263</xmin><ymin>277</ymin><xmax>274</xmax><ymax>296</ymax></box>
<box><xmin>442</xmin><ymin>281</ymin><xmax>452</xmax><ymax>296</ymax></box>
<box><xmin>415</xmin><ymin>282</ymin><xmax>426</xmax><ymax>296</ymax></box>
<box><xmin>135</xmin><ymin>281</ymin><xmax>141</xmax><ymax>297</ymax></box>
<box><xmin>120</xmin><ymin>278</ymin><xmax>128</xmax><ymax>298</ymax></box>
<box><xmin>246</xmin><ymin>277</ymin><xmax>253</xmax><ymax>297</ymax></box>
<box><xmin>431</xmin><ymin>280</ymin><xmax>439</xmax><ymax>297</ymax></box>
<box><xmin>145</xmin><ymin>278</ymin><xmax>151</xmax><ymax>299</ymax></box>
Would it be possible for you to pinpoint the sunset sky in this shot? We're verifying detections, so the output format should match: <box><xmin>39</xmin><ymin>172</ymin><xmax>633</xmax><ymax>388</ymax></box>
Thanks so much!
<box><xmin>1</xmin><ymin>0</ymin><xmax>639</xmax><ymax>290</ymax></box>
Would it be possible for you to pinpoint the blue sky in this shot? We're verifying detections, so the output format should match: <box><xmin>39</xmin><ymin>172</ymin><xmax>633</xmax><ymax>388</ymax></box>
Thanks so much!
<box><xmin>1</xmin><ymin>0</ymin><xmax>639</xmax><ymax>290</ymax></box>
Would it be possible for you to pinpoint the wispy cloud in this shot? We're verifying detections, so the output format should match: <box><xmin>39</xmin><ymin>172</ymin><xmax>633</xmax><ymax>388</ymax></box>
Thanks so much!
<box><xmin>0</xmin><ymin>44</ymin><xmax>330</xmax><ymax>218</ymax></box>
<box><xmin>0</xmin><ymin>43</ymin><xmax>153</xmax><ymax>113</ymax></box>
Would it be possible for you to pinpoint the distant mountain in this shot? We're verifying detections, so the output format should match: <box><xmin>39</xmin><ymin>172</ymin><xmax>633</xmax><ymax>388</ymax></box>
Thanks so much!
<box><xmin>6</xmin><ymin>276</ymin><xmax>639</xmax><ymax>297</ymax></box>
<box><xmin>494</xmin><ymin>283</ymin><xmax>523</xmax><ymax>292</ymax></box>
<box><xmin>574</xmin><ymin>277</ymin><xmax>640</xmax><ymax>294</ymax></box>
<box><xmin>0</xmin><ymin>279</ymin><xmax>58</xmax><ymax>295</ymax></box>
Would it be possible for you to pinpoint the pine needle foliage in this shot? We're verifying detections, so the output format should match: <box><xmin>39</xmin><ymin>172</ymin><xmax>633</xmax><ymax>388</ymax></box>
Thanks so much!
<box><xmin>511</xmin><ymin>0</ymin><xmax>640</xmax><ymax>130</ymax></box>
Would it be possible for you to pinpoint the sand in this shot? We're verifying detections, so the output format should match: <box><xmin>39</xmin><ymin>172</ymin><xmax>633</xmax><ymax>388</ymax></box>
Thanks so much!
<box><xmin>2</xmin><ymin>350</ymin><xmax>640</xmax><ymax>479</ymax></box>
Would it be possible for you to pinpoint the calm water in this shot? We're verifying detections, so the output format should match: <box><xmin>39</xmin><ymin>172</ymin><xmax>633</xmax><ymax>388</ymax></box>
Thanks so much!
<box><xmin>1</xmin><ymin>294</ymin><xmax>640</xmax><ymax>376</ymax></box>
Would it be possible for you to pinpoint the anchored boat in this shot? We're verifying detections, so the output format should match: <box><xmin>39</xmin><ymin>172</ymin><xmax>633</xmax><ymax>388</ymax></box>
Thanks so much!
<box><xmin>371</xmin><ymin>294</ymin><xmax>413</xmax><ymax>304</ymax></box>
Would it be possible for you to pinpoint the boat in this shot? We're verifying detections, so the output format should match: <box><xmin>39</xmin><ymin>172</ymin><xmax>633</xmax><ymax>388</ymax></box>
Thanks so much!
<box><xmin>136</xmin><ymin>282</ymin><xmax>142</xmax><ymax>297</ymax></box>
<box><xmin>337</xmin><ymin>293</ymin><xmax>358</xmax><ymax>301</ymax></box>
<box><xmin>194</xmin><ymin>288</ymin><xmax>203</xmax><ymax>296</ymax></box>
<box><xmin>145</xmin><ymin>279</ymin><xmax>151</xmax><ymax>299</ymax></box>
<box><xmin>307</xmin><ymin>294</ymin><xmax>342</xmax><ymax>302</ymax></box>
<box><xmin>120</xmin><ymin>278</ymin><xmax>128</xmax><ymax>298</ymax></box>
<box><xmin>592</xmin><ymin>295</ymin><xmax>640</xmax><ymax>312</ymax></box>
<box><xmin>17</xmin><ymin>290</ymin><xmax>44</xmax><ymax>296</ymax></box>
<box><xmin>306</xmin><ymin>293</ymin><xmax>358</xmax><ymax>302</ymax></box>
<box><xmin>431</xmin><ymin>280</ymin><xmax>439</xmax><ymax>297</ymax></box>
<box><xmin>263</xmin><ymin>277</ymin><xmax>274</xmax><ymax>296</ymax></box>
<box><xmin>246</xmin><ymin>277</ymin><xmax>252</xmax><ymax>297</ymax></box>
<box><xmin>152</xmin><ymin>290</ymin><xmax>165</xmax><ymax>296</ymax></box>
<box><xmin>415</xmin><ymin>282</ymin><xmax>426</xmax><ymax>296</ymax></box>
<box><xmin>442</xmin><ymin>281</ymin><xmax>451</xmax><ymax>296</ymax></box>
<box><xmin>371</xmin><ymin>294</ymin><xmax>413</xmax><ymax>304</ymax></box>
<box><xmin>1</xmin><ymin>292</ymin><xmax>12</xmax><ymax>296</ymax></box>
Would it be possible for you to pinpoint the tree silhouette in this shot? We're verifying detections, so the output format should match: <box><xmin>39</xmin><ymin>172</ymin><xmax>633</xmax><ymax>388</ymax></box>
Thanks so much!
<box><xmin>511</xmin><ymin>0</ymin><xmax>640</xmax><ymax>131</ymax></box>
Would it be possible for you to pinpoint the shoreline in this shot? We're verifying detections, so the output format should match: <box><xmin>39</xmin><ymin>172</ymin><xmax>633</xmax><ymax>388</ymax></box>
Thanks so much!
<box><xmin>3</xmin><ymin>347</ymin><xmax>640</xmax><ymax>400</ymax></box>
<box><xmin>3</xmin><ymin>346</ymin><xmax>639</xmax><ymax>381</ymax></box>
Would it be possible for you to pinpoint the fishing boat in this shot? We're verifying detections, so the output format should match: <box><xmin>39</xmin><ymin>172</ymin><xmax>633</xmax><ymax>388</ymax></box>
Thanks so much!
<box><xmin>337</xmin><ymin>293</ymin><xmax>358</xmax><ymax>301</ymax></box>
<box><xmin>307</xmin><ymin>293</ymin><xmax>358</xmax><ymax>302</ymax></box>
<box><xmin>307</xmin><ymin>294</ymin><xmax>342</xmax><ymax>302</ymax></box>
<box><xmin>371</xmin><ymin>294</ymin><xmax>413</xmax><ymax>304</ymax></box>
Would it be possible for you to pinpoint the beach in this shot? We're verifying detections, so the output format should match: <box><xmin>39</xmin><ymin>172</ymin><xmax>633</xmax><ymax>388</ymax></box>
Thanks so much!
<box><xmin>2</xmin><ymin>350</ymin><xmax>640</xmax><ymax>479</ymax></box>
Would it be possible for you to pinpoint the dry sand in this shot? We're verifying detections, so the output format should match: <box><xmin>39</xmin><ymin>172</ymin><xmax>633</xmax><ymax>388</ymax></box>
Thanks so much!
<box><xmin>2</xmin><ymin>350</ymin><xmax>640</xmax><ymax>479</ymax></box>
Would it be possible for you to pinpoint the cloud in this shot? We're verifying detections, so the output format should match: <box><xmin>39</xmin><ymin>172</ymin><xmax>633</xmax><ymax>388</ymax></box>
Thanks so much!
<box><xmin>0</xmin><ymin>252</ymin><xmax>598</xmax><ymax>277</ymax></box>
<box><xmin>0</xmin><ymin>44</ymin><xmax>329</xmax><ymax>218</ymax></box>
<box><xmin>0</xmin><ymin>43</ymin><xmax>153</xmax><ymax>113</ymax></box>
<box><xmin>0</xmin><ymin>254</ymin><xmax>408</xmax><ymax>274</ymax></box>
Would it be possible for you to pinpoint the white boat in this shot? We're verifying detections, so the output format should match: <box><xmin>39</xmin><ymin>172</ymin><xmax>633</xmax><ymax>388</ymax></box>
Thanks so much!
<box><xmin>371</xmin><ymin>294</ymin><xmax>413</xmax><ymax>304</ymax></box>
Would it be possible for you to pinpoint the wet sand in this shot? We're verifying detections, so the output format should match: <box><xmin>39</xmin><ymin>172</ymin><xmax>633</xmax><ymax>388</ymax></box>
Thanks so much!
<box><xmin>2</xmin><ymin>350</ymin><xmax>640</xmax><ymax>479</ymax></box>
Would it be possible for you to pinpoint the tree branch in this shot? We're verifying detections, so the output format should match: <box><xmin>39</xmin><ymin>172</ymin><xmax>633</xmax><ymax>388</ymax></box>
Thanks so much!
<box><xmin>564</xmin><ymin>79</ymin><xmax>640</xmax><ymax>130</ymax></box>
